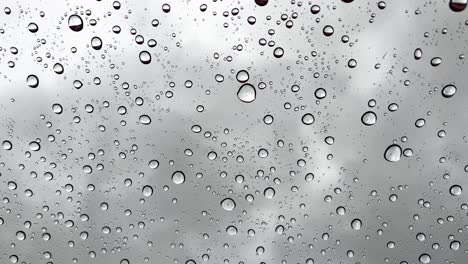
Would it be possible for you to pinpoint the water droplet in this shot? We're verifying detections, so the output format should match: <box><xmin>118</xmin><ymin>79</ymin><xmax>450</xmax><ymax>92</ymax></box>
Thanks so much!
<box><xmin>237</xmin><ymin>83</ymin><xmax>256</xmax><ymax>103</ymax></box>
<box><xmin>301</xmin><ymin>113</ymin><xmax>315</xmax><ymax>125</ymax></box>
<box><xmin>91</xmin><ymin>37</ymin><xmax>102</xmax><ymax>50</ymax></box>
<box><xmin>441</xmin><ymin>84</ymin><xmax>457</xmax><ymax>98</ymax></box>
<box><xmin>384</xmin><ymin>144</ymin><xmax>402</xmax><ymax>162</ymax></box>
<box><xmin>172</xmin><ymin>171</ymin><xmax>185</xmax><ymax>184</ymax></box>
<box><xmin>226</xmin><ymin>225</ymin><xmax>238</xmax><ymax>235</ymax></box>
<box><xmin>162</xmin><ymin>3</ymin><xmax>171</xmax><ymax>13</ymax></box>
<box><xmin>26</xmin><ymin>74</ymin><xmax>39</xmax><ymax>88</ymax></box>
<box><xmin>311</xmin><ymin>5</ymin><xmax>321</xmax><ymax>14</ymax></box>
<box><xmin>139</xmin><ymin>51</ymin><xmax>151</xmax><ymax>64</ymax></box>
<box><xmin>419</xmin><ymin>254</ymin><xmax>431</xmax><ymax>263</ymax></box>
<box><xmin>314</xmin><ymin>88</ymin><xmax>327</xmax><ymax>99</ymax></box>
<box><xmin>414</xmin><ymin>48</ymin><xmax>422</xmax><ymax>60</ymax></box>
<box><xmin>264</xmin><ymin>187</ymin><xmax>275</xmax><ymax>199</ymax></box>
<box><xmin>29</xmin><ymin>141</ymin><xmax>41</xmax><ymax>151</ymax></box>
<box><xmin>348</xmin><ymin>59</ymin><xmax>357</xmax><ymax>68</ymax></box>
<box><xmin>139</xmin><ymin>115</ymin><xmax>151</xmax><ymax>125</ymax></box>
<box><xmin>449</xmin><ymin>184</ymin><xmax>462</xmax><ymax>196</ymax></box>
<box><xmin>450</xmin><ymin>240</ymin><xmax>460</xmax><ymax>250</ymax></box>
<box><xmin>220</xmin><ymin>198</ymin><xmax>236</xmax><ymax>211</ymax></box>
<box><xmin>148</xmin><ymin>160</ymin><xmax>159</xmax><ymax>169</ymax></box>
<box><xmin>53</xmin><ymin>63</ymin><xmax>64</xmax><ymax>74</ymax></box>
<box><xmin>323</xmin><ymin>25</ymin><xmax>334</xmax><ymax>36</ymax></box>
<box><xmin>430</xmin><ymin>57</ymin><xmax>442</xmax><ymax>67</ymax></box>
<box><xmin>2</xmin><ymin>140</ymin><xmax>12</xmax><ymax>150</ymax></box>
<box><xmin>68</xmin><ymin>15</ymin><xmax>84</xmax><ymax>31</ymax></box>
<box><xmin>255</xmin><ymin>0</ymin><xmax>268</xmax><ymax>6</ymax></box>
<box><xmin>52</xmin><ymin>103</ymin><xmax>63</xmax><ymax>114</ymax></box>
<box><xmin>28</xmin><ymin>22</ymin><xmax>38</xmax><ymax>33</ymax></box>
<box><xmin>449</xmin><ymin>0</ymin><xmax>467</xmax><ymax>11</ymax></box>
<box><xmin>142</xmin><ymin>185</ymin><xmax>153</xmax><ymax>197</ymax></box>
<box><xmin>273</xmin><ymin>47</ymin><xmax>284</xmax><ymax>58</ymax></box>
<box><xmin>361</xmin><ymin>111</ymin><xmax>377</xmax><ymax>126</ymax></box>
<box><xmin>351</xmin><ymin>218</ymin><xmax>362</xmax><ymax>230</ymax></box>
<box><xmin>236</xmin><ymin>70</ymin><xmax>249</xmax><ymax>83</ymax></box>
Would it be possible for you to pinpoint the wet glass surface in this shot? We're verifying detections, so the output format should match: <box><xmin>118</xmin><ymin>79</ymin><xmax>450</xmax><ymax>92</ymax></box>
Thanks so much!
<box><xmin>0</xmin><ymin>0</ymin><xmax>467</xmax><ymax>263</ymax></box>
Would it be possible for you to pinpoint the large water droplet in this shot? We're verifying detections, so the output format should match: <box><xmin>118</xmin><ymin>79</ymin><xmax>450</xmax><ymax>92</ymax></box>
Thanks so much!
<box><xmin>255</xmin><ymin>0</ymin><xmax>268</xmax><ymax>6</ymax></box>
<box><xmin>361</xmin><ymin>111</ymin><xmax>377</xmax><ymax>126</ymax></box>
<box><xmin>273</xmin><ymin>47</ymin><xmax>284</xmax><ymax>58</ymax></box>
<box><xmin>172</xmin><ymin>171</ymin><xmax>185</xmax><ymax>184</ymax></box>
<box><xmin>26</xmin><ymin>74</ymin><xmax>39</xmax><ymax>88</ymax></box>
<box><xmin>237</xmin><ymin>83</ymin><xmax>256</xmax><ymax>103</ymax></box>
<box><xmin>351</xmin><ymin>218</ymin><xmax>362</xmax><ymax>230</ymax></box>
<box><xmin>220</xmin><ymin>198</ymin><xmax>236</xmax><ymax>211</ymax></box>
<box><xmin>449</xmin><ymin>184</ymin><xmax>462</xmax><ymax>196</ymax></box>
<box><xmin>301</xmin><ymin>113</ymin><xmax>315</xmax><ymax>125</ymax></box>
<box><xmin>264</xmin><ymin>187</ymin><xmax>276</xmax><ymax>199</ymax></box>
<box><xmin>68</xmin><ymin>15</ymin><xmax>84</xmax><ymax>32</ymax></box>
<box><xmin>142</xmin><ymin>185</ymin><xmax>153</xmax><ymax>197</ymax></box>
<box><xmin>449</xmin><ymin>0</ymin><xmax>467</xmax><ymax>11</ymax></box>
<box><xmin>139</xmin><ymin>51</ymin><xmax>151</xmax><ymax>64</ymax></box>
<box><xmin>384</xmin><ymin>144</ymin><xmax>402</xmax><ymax>162</ymax></box>
<box><xmin>441</xmin><ymin>84</ymin><xmax>457</xmax><ymax>98</ymax></box>
<box><xmin>323</xmin><ymin>25</ymin><xmax>334</xmax><ymax>36</ymax></box>
<box><xmin>419</xmin><ymin>254</ymin><xmax>431</xmax><ymax>263</ymax></box>
<box><xmin>91</xmin><ymin>37</ymin><xmax>102</xmax><ymax>50</ymax></box>
<box><xmin>139</xmin><ymin>115</ymin><xmax>151</xmax><ymax>125</ymax></box>
<box><xmin>236</xmin><ymin>70</ymin><xmax>249</xmax><ymax>83</ymax></box>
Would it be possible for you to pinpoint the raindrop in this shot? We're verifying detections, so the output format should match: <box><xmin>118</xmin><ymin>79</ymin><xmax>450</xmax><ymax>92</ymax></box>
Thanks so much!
<box><xmin>29</xmin><ymin>141</ymin><xmax>41</xmax><ymax>151</ymax></box>
<box><xmin>91</xmin><ymin>37</ymin><xmax>102</xmax><ymax>50</ymax></box>
<box><xmin>53</xmin><ymin>63</ymin><xmax>64</xmax><ymax>74</ymax></box>
<box><xmin>414</xmin><ymin>48</ymin><xmax>422</xmax><ymax>60</ymax></box>
<box><xmin>142</xmin><ymin>185</ymin><xmax>153</xmax><ymax>197</ymax></box>
<box><xmin>236</xmin><ymin>70</ymin><xmax>249</xmax><ymax>83</ymax></box>
<box><xmin>139</xmin><ymin>51</ymin><xmax>151</xmax><ymax>64</ymax></box>
<box><xmin>26</xmin><ymin>74</ymin><xmax>39</xmax><ymax>88</ymax></box>
<box><xmin>351</xmin><ymin>218</ymin><xmax>362</xmax><ymax>230</ymax></box>
<box><xmin>2</xmin><ymin>140</ymin><xmax>12</xmax><ymax>150</ymax></box>
<box><xmin>419</xmin><ymin>254</ymin><xmax>431</xmax><ymax>263</ymax></box>
<box><xmin>237</xmin><ymin>83</ymin><xmax>256</xmax><ymax>103</ymax></box>
<box><xmin>301</xmin><ymin>113</ymin><xmax>315</xmax><ymax>125</ymax></box>
<box><xmin>148</xmin><ymin>160</ymin><xmax>159</xmax><ymax>169</ymax></box>
<box><xmin>221</xmin><ymin>198</ymin><xmax>236</xmax><ymax>211</ymax></box>
<box><xmin>449</xmin><ymin>0</ymin><xmax>467</xmax><ymax>11</ymax></box>
<box><xmin>273</xmin><ymin>47</ymin><xmax>284</xmax><ymax>58</ymax></box>
<box><xmin>255</xmin><ymin>0</ymin><xmax>268</xmax><ymax>6</ymax></box>
<box><xmin>430</xmin><ymin>57</ymin><xmax>442</xmax><ymax>67</ymax></box>
<box><xmin>449</xmin><ymin>185</ymin><xmax>462</xmax><ymax>196</ymax></box>
<box><xmin>384</xmin><ymin>144</ymin><xmax>402</xmax><ymax>162</ymax></box>
<box><xmin>68</xmin><ymin>15</ymin><xmax>84</xmax><ymax>31</ymax></box>
<box><xmin>323</xmin><ymin>25</ymin><xmax>334</xmax><ymax>36</ymax></box>
<box><xmin>264</xmin><ymin>187</ymin><xmax>275</xmax><ymax>199</ymax></box>
<box><xmin>172</xmin><ymin>171</ymin><xmax>185</xmax><ymax>184</ymax></box>
<box><xmin>139</xmin><ymin>115</ymin><xmax>151</xmax><ymax>125</ymax></box>
<box><xmin>52</xmin><ymin>103</ymin><xmax>63</xmax><ymax>114</ymax></box>
<box><xmin>28</xmin><ymin>22</ymin><xmax>38</xmax><ymax>33</ymax></box>
<box><xmin>441</xmin><ymin>84</ymin><xmax>457</xmax><ymax>98</ymax></box>
<box><xmin>361</xmin><ymin>111</ymin><xmax>377</xmax><ymax>126</ymax></box>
